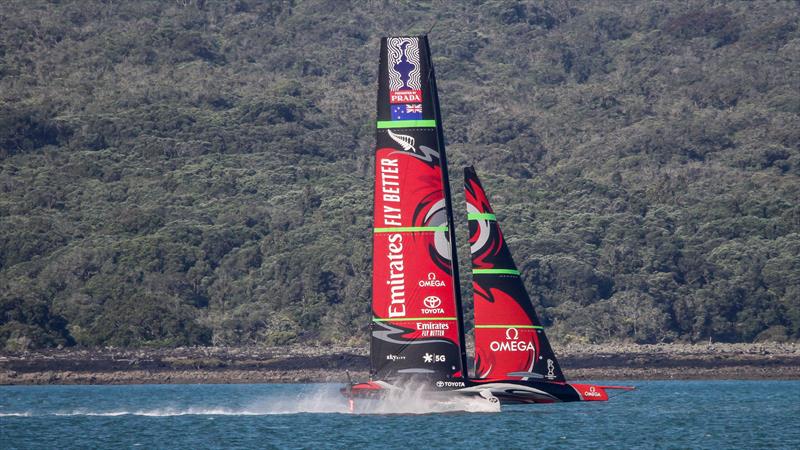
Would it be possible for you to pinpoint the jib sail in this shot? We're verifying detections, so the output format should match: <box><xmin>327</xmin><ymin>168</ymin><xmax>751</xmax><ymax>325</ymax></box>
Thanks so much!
<box><xmin>465</xmin><ymin>166</ymin><xmax>565</xmax><ymax>382</ymax></box>
<box><xmin>370</xmin><ymin>36</ymin><xmax>467</xmax><ymax>382</ymax></box>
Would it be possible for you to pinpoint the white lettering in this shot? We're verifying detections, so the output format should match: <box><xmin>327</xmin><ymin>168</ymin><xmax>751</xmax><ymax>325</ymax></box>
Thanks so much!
<box><xmin>435</xmin><ymin>380</ymin><xmax>465</xmax><ymax>388</ymax></box>
<box><xmin>386</xmin><ymin>233</ymin><xmax>405</xmax><ymax>318</ymax></box>
<box><xmin>584</xmin><ymin>386</ymin><xmax>602</xmax><ymax>397</ymax></box>
<box><xmin>380</xmin><ymin>160</ymin><xmax>401</xmax><ymax>210</ymax></box>
<box><xmin>489</xmin><ymin>340</ymin><xmax>536</xmax><ymax>352</ymax></box>
<box><xmin>419</xmin><ymin>272</ymin><xmax>446</xmax><ymax>287</ymax></box>
<box><xmin>416</xmin><ymin>322</ymin><xmax>450</xmax><ymax>330</ymax></box>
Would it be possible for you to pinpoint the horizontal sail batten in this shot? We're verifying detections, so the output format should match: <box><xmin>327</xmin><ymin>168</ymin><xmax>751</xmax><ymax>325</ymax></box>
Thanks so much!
<box><xmin>474</xmin><ymin>325</ymin><xmax>544</xmax><ymax>329</ymax></box>
<box><xmin>467</xmin><ymin>213</ymin><xmax>497</xmax><ymax>221</ymax></box>
<box><xmin>376</xmin><ymin>120</ymin><xmax>437</xmax><ymax>128</ymax></box>
<box><xmin>373</xmin><ymin>226</ymin><xmax>448</xmax><ymax>233</ymax></box>
<box><xmin>373</xmin><ymin>317</ymin><xmax>458</xmax><ymax>322</ymax></box>
<box><xmin>472</xmin><ymin>268</ymin><xmax>521</xmax><ymax>275</ymax></box>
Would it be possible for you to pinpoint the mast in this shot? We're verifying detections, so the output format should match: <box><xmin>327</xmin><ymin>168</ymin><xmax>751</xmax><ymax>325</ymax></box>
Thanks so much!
<box><xmin>423</xmin><ymin>36</ymin><xmax>469</xmax><ymax>378</ymax></box>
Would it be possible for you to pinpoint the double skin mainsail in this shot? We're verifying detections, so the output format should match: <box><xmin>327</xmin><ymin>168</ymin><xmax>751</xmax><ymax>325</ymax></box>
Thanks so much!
<box><xmin>348</xmin><ymin>35</ymin><xmax>634</xmax><ymax>405</ymax></box>
<box><xmin>371</xmin><ymin>36</ymin><xmax>467</xmax><ymax>383</ymax></box>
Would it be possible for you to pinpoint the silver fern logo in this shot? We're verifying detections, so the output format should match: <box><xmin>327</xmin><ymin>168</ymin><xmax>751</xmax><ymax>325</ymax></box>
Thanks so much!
<box><xmin>387</xmin><ymin>130</ymin><xmax>439</xmax><ymax>163</ymax></box>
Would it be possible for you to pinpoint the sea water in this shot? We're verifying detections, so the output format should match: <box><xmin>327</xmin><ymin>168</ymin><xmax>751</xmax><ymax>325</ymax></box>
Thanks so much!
<box><xmin>1</xmin><ymin>381</ymin><xmax>798</xmax><ymax>449</ymax></box>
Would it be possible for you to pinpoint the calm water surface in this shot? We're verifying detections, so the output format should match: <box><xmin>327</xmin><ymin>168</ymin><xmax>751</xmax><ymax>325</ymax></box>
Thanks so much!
<box><xmin>1</xmin><ymin>381</ymin><xmax>798</xmax><ymax>449</ymax></box>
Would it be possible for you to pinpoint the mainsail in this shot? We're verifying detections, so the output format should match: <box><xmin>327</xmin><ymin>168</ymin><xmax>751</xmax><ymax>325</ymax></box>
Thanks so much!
<box><xmin>465</xmin><ymin>166</ymin><xmax>565</xmax><ymax>382</ymax></box>
<box><xmin>370</xmin><ymin>36</ymin><xmax>467</xmax><ymax>382</ymax></box>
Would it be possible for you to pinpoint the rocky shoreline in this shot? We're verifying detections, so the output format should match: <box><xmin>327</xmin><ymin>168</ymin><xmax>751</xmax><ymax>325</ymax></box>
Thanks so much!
<box><xmin>1</xmin><ymin>342</ymin><xmax>798</xmax><ymax>385</ymax></box>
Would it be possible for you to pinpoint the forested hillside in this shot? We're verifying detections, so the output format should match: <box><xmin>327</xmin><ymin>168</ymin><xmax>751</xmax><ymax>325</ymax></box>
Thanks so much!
<box><xmin>1</xmin><ymin>0</ymin><xmax>798</xmax><ymax>350</ymax></box>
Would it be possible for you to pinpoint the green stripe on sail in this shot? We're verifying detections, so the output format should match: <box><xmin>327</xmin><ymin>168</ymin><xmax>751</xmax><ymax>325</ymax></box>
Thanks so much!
<box><xmin>377</xmin><ymin>120</ymin><xmax>437</xmax><ymax>129</ymax></box>
<box><xmin>472</xmin><ymin>268</ymin><xmax>520</xmax><ymax>275</ymax></box>
<box><xmin>374</xmin><ymin>226</ymin><xmax>447</xmax><ymax>233</ymax></box>
<box><xmin>373</xmin><ymin>317</ymin><xmax>457</xmax><ymax>322</ymax></box>
<box><xmin>475</xmin><ymin>325</ymin><xmax>543</xmax><ymax>329</ymax></box>
<box><xmin>467</xmin><ymin>213</ymin><xmax>496</xmax><ymax>221</ymax></box>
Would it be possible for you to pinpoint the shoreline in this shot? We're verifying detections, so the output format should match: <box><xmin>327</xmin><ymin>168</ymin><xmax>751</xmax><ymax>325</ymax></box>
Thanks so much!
<box><xmin>2</xmin><ymin>343</ymin><xmax>798</xmax><ymax>385</ymax></box>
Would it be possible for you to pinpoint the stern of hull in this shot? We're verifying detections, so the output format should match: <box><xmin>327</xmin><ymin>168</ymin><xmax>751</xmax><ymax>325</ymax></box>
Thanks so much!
<box><xmin>458</xmin><ymin>380</ymin><xmax>635</xmax><ymax>404</ymax></box>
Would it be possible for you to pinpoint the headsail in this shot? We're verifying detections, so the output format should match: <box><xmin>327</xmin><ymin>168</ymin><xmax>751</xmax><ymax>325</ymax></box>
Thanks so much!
<box><xmin>465</xmin><ymin>166</ymin><xmax>565</xmax><ymax>382</ymax></box>
<box><xmin>370</xmin><ymin>36</ymin><xmax>467</xmax><ymax>382</ymax></box>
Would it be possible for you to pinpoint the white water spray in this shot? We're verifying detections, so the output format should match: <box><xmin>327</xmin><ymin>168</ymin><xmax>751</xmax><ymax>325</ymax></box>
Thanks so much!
<box><xmin>345</xmin><ymin>382</ymin><xmax>501</xmax><ymax>414</ymax></box>
<box><xmin>1</xmin><ymin>383</ymin><xmax>500</xmax><ymax>417</ymax></box>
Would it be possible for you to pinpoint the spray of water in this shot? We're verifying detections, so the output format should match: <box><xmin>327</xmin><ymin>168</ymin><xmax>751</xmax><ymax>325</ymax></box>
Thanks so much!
<box><xmin>246</xmin><ymin>382</ymin><xmax>500</xmax><ymax>414</ymax></box>
<box><xmin>346</xmin><ymin>382</ymin><xmax>501</xmax><ymax>414</ymax></box>
<box><xmin>1</xmin><ymin>383</ymin><xmax>500</xmax><ymax>416</ymax></box>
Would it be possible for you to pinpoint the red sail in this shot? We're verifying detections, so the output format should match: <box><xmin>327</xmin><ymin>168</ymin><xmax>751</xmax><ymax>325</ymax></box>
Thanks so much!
<box><xmin>465</xmin><ymin>166</ymin><xmax>565</xmax><ymax>382</ymax></box>
<box><xmin>370</xmin><ymin>36</ymin><xmax>466</xmax><ymax>382</ymax></box>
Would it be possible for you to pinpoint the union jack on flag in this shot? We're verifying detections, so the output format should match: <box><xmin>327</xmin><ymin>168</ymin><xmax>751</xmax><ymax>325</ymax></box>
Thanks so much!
<box><xmin>391</xmin><ymin>104</ymin><xmax>423</xmax><ymax>120</ymax></box>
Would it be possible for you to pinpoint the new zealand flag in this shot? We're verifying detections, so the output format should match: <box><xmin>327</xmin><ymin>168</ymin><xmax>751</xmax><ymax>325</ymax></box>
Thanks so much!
<box><xmin>391</xmin><ymin>104</ymin><xmax>423</xmax><ymax>120</ymax></box>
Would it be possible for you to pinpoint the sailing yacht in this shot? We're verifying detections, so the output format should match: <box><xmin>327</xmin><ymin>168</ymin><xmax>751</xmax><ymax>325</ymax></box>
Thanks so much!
<box><xmin>346</xmin><ymin>35</ymin><xmax>633</xmax><ymax>405</ymax></box>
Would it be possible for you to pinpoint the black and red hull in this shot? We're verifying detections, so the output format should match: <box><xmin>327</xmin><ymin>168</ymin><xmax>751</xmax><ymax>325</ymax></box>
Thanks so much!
<box><xmin>345</xmin><ymin>379</ymin><xmax>634</xmax><ymax>405</ymax></box>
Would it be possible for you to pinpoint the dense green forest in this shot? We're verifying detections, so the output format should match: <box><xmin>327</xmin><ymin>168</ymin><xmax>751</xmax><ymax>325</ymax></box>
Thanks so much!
<box><xmin>1</xmin><ymin>0</ymin><xmax>798</xmax><ymax>350</ymax></box>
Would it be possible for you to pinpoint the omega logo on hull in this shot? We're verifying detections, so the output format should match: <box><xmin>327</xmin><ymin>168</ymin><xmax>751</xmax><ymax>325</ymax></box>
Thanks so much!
<box><xmin>584</xmin><ymin>386</ymin><xmax>603</xmax><ymax>397</ymax></box>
